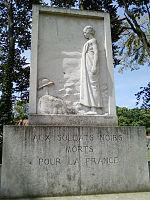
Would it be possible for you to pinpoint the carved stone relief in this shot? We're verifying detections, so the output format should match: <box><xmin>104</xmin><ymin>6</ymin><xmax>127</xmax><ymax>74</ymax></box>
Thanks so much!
<box><xmin>38</xmin><ymin>78</ymin><xmax>77</xmax><ymax>114</ymax></box>
<box><xmin>37</xmin><ymin>26</ymin><xmax>108</xmax><ymax>115</ymax></box>
<box><xmin>80</xmin><ymin>26</ymin><xmax>103</xmax><ymax>115</ymax></box>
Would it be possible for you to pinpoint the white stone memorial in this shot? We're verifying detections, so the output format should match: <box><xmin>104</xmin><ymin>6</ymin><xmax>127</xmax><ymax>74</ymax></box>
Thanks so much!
<box><xmin>29</xmin><ymin>5</ymin><xmax>118</xmax><ymax>125</ymax></box>
<box><xmin>0</xmin><ymin>5</ymin><xmax>149</xmax><ymax>199</ymax></box>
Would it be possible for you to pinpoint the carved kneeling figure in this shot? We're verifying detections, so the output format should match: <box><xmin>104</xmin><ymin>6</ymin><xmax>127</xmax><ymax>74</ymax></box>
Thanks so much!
<box><xmin>38</xmin><ymin>95</ymin><xmax>67</xmax><ymax>114</ymax></box>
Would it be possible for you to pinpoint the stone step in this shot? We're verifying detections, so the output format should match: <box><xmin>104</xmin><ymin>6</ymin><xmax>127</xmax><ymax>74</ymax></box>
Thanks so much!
<box><xmin>2</xmin><ymin>192</ymin><xmax>150</xmax><ymax>200</ymax></box>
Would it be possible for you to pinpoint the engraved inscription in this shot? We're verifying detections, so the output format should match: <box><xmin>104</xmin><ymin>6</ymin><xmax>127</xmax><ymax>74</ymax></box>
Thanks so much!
<box><xmin>68</xmin><ymin>158</ymin><xmax>80</xmax><ymax>166</ymax></box>
<box><xmin>29</xmin><ymin>129</ymin><xmax>123</xmax><ymax>168</ymax></box>
<box><xmin>66</xmin><ymin>145</ymin><xmax>93</xmax><ymax>153</ymax></box>
<box><xmin>31</xmin><ymin>132</ymin><xmax>123</xmax><ymax>143</ymax></box>
<box><xmin>39</xmin><ymin>158</ymin><xmax>61</xmax><ymax>166</ymax></box>
<box><xmin>57</xmin><ymin>133</ymin><xmax>94</xmax><ymax>142</ymax></box>
<box><xmin>98</xmin><ymin>134</ymin><xmax>123</xmax><ymax>142</ymax></box>
<box><xmin>85</xmin><ymin>157</ymin><xmax>119</xmax><ymax>166</ymax></box>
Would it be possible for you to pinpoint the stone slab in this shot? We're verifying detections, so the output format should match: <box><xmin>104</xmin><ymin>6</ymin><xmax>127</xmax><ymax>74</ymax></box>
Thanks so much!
<box><xmin>29</xmin><ymin>114</ymin><xmax>118</xmax><ymax>126</ymax></box>
<box><xmin>29</xmin><ymin>5</ymin><xmax>117</xmax><ymax>117</ymax></box>
<box><xmin>1</xmin><ymin>126</ymin><xmax>149</xmax><ymax>198</ymax></box>
<box><xmin>2</xmin><ymin>192</ymin><xmax>150</xmax><ymax>200</ymax></box>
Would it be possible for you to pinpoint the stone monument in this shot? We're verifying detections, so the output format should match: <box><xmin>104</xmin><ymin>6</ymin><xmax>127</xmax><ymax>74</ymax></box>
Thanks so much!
<box><xmin>28</xmin><ymin>5</ymin><xmax>118</xmax><ymax>126</ymax></box>
<box><xmin>0</xmin><ymin>5</ymin><xmax>149</xmax><ymax>199</ymax></box>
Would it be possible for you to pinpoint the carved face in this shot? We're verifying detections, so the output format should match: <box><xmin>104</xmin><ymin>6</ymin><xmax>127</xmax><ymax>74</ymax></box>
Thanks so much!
<box><xmin>83</xmin><ymin>29</ymin><xmax>90</xmax><ymax>39</ymax></box>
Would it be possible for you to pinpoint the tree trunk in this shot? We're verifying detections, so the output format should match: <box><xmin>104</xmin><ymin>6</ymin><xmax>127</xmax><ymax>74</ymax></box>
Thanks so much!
<box><xmin>123</xmin><ymin>1</ymin><xmax>150</xmax><ymax>56</ymax></box>
<box><xmin>1</xmin><ymin>0</ymin><xmax>14</xmax><ymax>123</ymax></box>
<box><xmin>79</xmin><ymin>0</ymin><xmax>83</xmax><ymax>10</ymax></box>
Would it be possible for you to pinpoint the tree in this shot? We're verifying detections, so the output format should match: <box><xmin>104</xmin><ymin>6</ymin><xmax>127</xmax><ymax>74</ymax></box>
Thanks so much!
<box><xmin>115</xmin><ymin>1</ymin><xmax>150</xmax><ymax>112</ymax></box>
<box><xmin>116</xmin><ymin>0</ymin><xmax>150</xmax><ymax>71</ymax></box>
<box><xmin>135</xmin><ymin>82</ymin><xmax>150</xmax><ymax>109</ymax></box>
<box><xmin>51</xmin><ymin>0</ymin><xmax>150</xmax><ymax>69</ymax></box>
<box><xmin>0</xmin><ymin>0</ymin><xmax>42</xmax><ymax>130</ymax></box>
<box><xmin>13</xmin><ymin>100</ymin><xmax>29</xmax><ymax>123</ymax></box>
<box><xmin>117</xmin><ymin>106</ymin><xmax>150</xmax><ymax>135</ymax></box>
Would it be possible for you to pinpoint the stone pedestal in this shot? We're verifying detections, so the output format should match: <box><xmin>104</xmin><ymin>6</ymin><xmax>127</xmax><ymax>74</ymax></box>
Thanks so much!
<box><xmin>1</xmin><ymin>126</ymin><xmax>149</xmax><ymax>198</ymax></box>
<box><xmin>29</xmin><ymin>114</ymin><xmax>118</xmax><ymax>126</ymax></box>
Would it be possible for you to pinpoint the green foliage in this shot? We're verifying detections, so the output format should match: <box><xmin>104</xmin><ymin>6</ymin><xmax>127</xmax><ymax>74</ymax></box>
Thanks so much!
<box><xmin>135</xmin><ymin>82</ymin><xmax>150</xmax><ymax>109</ymax></box>
<box><xmin>116</xmin><ymin>0</ymin><xmax>150</xmax><ymax>71</ymax></box>
<box><xmin>117</xmin><ymin>15</ymin><xmax>150</xmax><ymax>72</ymax></box>
<box><xmin>51</xmin><ymin>0</ymin><xmax>78</xmax><ymax>7</ymax></box>
<box><xmin>0</xmin><ymin>0</ymin><xmax>41</xmax><ymax>128</ymax></box>
<box><xmin>117</xmin><ymin>106</ymin><xmax>150</xmax><ymax>135</ymax></box>
<box><xmin>13</xmin><ymin>100</ymin><xmax>29</xmax><ymax>123</ymax></box>
<box><xmin>51</xmin><ymin>0</ymin><xmax>150</xmax><ymax>69</ymax></box>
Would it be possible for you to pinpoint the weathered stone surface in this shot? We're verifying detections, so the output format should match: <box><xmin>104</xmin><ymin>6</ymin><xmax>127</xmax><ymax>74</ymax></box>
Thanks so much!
<box><xmin>29</xmin><ymin>114</ymin><xmax>118</xmax><ymax>126</ymax></box>
<box><xmin>29</xmin><ymin>5</ymin><xmax>117</xmax><ymax>118</ymax></box>
<box><xmin>1</xmin><ymin>126</ymin><xmax>149</xmax><ymax>198</ymax></box>
<box><xmin>4</xmin><ymin>192</ymin><xmax>150</xmax><ymax>200</ymax></box>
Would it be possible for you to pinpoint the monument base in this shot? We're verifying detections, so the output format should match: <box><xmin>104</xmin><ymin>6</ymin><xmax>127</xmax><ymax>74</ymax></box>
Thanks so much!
<box><xmin>29</xmin><ymin>114</ymin><xmax>118</xmax><ymax>126</ymax></box>
<box><xmin>1</xmin><ymin>125</ymin><xmax>149</xmax><ymax>198</ymax></box>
